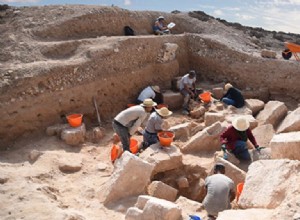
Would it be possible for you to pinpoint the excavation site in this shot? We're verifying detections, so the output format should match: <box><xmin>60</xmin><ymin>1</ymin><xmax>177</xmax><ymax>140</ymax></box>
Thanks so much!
<box><xmin>0</xmin><ymin>5</ymin><xmax>300</xmax><ymax>220</ymax></box>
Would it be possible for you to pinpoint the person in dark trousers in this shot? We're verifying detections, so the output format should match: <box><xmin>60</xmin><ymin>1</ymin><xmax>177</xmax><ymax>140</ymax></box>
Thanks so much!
<box><xmin>220</xmin><ymin>116</ymin><xmax>261</xmax><ymax>161</ymax></box>
<box><xmin>112</xmin><ymin>99</ymin><xmax>156</xmax><ymax>152</ymax></box>
<box><xmin>221</xmin><ymin>83</ymin><xmax>245</xmax><ymax>108</ymax></box>
<box><xmin>179</xmin><ymin>70</ymin><xmax>196</xmax><ymax>115</ymax></box>
<box><xmin>153</xmin><ymin>16</ymin><xmax>169</xmax><ymax>35</ymax></box>
<box><xmin>203</xmin><ymin>163</ymin><xmax>235</xmax><ymax>220</ymax></box>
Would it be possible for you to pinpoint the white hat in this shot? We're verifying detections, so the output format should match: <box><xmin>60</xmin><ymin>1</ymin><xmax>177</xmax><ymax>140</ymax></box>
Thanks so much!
<box><xmin>158</xmin><ymin>16</ymin><xmax>165</xmax><ymax>20</ymax></box>
<box><xmin>156</xmin><ymin>107</ymin><xmax>172</xmax><ymax>117</ymax></box>
<box><xmin>140</xmin><ymin>98</ymin><xmax>157</xmax><ymax>107</ymax></box>
<box><xmin>232</xmin><ymin>116</ymin><xmax>250</xmax><ymax>131</ymax></box>
<box><xmin>151</xmin><ymin>85</ymin><xmax>161</xmax><ymax>93</ymax></box>
<box><xmin>225</xmin><ymin>83</ymin><xmax>233</xmax><ymax>91</ymax></box>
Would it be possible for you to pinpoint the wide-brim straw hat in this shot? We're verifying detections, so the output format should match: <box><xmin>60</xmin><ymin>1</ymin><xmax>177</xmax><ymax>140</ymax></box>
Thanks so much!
<box><xmin>156</xmin><ymin>107</ymin><xmax>173</xmax><ymax>117</ymax></box>
<box><xmin>232</xmin><ymin>116</ymin><xmax>250</xmax><ymax>131</ymax></box>
<box><xmin>151</xmin><ymin>85</ymin><xmax>161</xmax><ymax>93</ymax></box>
<box><xmin>140</xmin><ymin>98</ymin><xmax>157</xmax><ymax>107</ymax></box>
<box><xmin>225</xmin><ymin>83</ymin><xmax>233</xmax><ymax>91</ymax></box>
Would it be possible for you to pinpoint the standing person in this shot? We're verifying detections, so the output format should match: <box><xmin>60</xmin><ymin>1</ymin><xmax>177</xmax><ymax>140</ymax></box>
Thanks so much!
<box><xmin>112</xmin><ymin>99</ymin><xmax>157</xmax><ymax>152</ymax></box>
<box><xmin>141</xmin><ymin>107</ymin><xmax>172</xmax><ymax>149</ymax></box>
<box><xmin>136</xmin><ymin>85</ymin><xmax>163</xmax><ymax>105</ymax></box>
<box><xmin>220</xmin><ymin>116</ymin><xmax>260</xmax><ymax>161</ymax></box>
<box><xmin>221</xmin><ymin>83</ymin><xmax>245</xmax><ymax>108</ymax></box>
<box><xmin>153</xmin><ymin>16</ymin><xmax>169</xmax><ymax>35</ymax></box>
<box><xmin>179</xmin><ymin>70</ymin><xmax>196</xmax><ymax>115</ymax></box>
<box><xmin>203</xmin><ymin>163</ymin><xmax>235</xmax><ymax>220</ymax></box>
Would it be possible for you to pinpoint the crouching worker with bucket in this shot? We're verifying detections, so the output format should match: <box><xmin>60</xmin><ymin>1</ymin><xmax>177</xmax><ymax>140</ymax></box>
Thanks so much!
<box><xmin>141</xmin><ymin>107</ymin><xmax>173</xmax><ymax>150</ymax></box>
<box><xmin>220</xmin><ymin>116</ymin><xmax>261</xmax><ymax>161</ymax></box>
<box><xmin>112</xmin><ymin>99</ymin><xmax>156</xmax><ymax>156</ymax></box>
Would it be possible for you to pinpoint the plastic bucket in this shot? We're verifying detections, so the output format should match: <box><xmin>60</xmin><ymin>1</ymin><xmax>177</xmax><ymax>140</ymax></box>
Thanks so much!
<box><xmin>66</xmin><ymin>114</ymin><xmax>83</xmax><ymax>127</ymax></box>
<box><xmin>158</xmin><ymin>131</ymin><xmax>175</xmax><ymax>147</ymax></box>
<box><xmin>111</xmin><ymin>144</ymin><xmax>122</xmax><ymax>163</ymax></box>
<box><xmin>130</xmin><ymin>138</ymin><xmax>139</xmax><ymax>154</ymax></box>
<box><xmin>156</xmin><ymin>104</ymin><xmax>169</xmax><ymax>109</ymax></box>
<box><xmin>236</xmin><ymin>182</ymin><xmax>244</xmax><ymax>202</ymax></box>
<box><xmin>199</xmin><ymin>92</ymin><xmax>211</xmax><ymax>103</ymax></box>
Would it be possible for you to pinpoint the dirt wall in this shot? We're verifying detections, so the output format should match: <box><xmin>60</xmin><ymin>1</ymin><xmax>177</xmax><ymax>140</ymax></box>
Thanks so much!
<box><xmin>0</xmin><ymin>35</ymin><xmax>189</xmax><ymax>148</ymax></box>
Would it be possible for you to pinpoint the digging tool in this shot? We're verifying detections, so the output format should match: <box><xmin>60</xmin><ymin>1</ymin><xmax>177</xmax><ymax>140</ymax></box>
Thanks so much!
<box><xmin>93</xmin><ymin>96</ymin><xmax>102</xmax><ymax>128</ymax></box>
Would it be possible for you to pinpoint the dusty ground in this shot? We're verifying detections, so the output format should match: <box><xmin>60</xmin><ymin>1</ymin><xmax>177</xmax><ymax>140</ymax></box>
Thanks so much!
<box><xmin>0</xmin><ymin>4</ymin><xmax>300</xmax><ymax>220</ymax></box>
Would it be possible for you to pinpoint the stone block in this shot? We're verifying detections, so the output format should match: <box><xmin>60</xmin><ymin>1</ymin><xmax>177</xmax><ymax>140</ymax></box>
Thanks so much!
<box><xmin>170</xmin><ymin>122</ymin><xmax>191</xmax><ymax>141</ymax></box>
<box><xmin>190</xmin><ymin>106</ymin><xmax>206</xmax><ymax>119</ymax></box>
<box><xmin>100</xmin><ymin>152</ymin><xmax>154</xmax><ymax>205</ymax></box>
<box><xmin>261</xmin><ymin>49</ymin><xmax>276</xmax><ymax>59</ymax></box>
<box><xmin>277</xmin><ymin>107</ymin><xmax>300</xmax><ymax>133</ymax></box>
<box><xmin>175</xmin><ymin>196</ymin><xmax>202</xmax><ymax>219</ymax></box>
<box><xmin>239</xmin><ymin>160</ymin><xmax>300</xmax><ymax>209</ymax></box>
<box><xmin>256</xmin><ymin>101</ymin><xmax>288</xmax><ymax>128</ymax></box>
<box><xmin>125</xmin><ymin>207</ymin><xmax>143</xmax><ymax>220</ymax></box>
<box><xmin>147</xmin><ymin>181</ymin><xmax>178</xmax><ymax>202</ymax></box>
<box><xmin>245</xmin><ymin>99</ymin><xmax>265</xmax><ymax>116</ymax></box>
<box><xmin>58</xmin><ymin>155</ymin><xmax>83</xmax><ymax>173</ymax></box>
<box><xmin>270</xmin><ymin>131</ymin><xmax>300</xmax><ymax>160</ymax></box>
<box><xmin>176</xmin><ymin>176</ymin><xmax>189</xmax><ymax>188</ymax></box>
<box><xmin>252</xmin><ymin>124</ymin><xmax>275</xmax><ymax>148</ymax></box>
<box><xmin>163</xmin><ymin>91</ymin><xmax>183</xmax><ymax>110</ymax></box>
<box><xmin>140</xmin><ymin>143</ymin><xmax>182</xmax><ymax>176</ymax></box>
<box><xmin>181</xmin><ymin>122</ymin><xmax>226</xmax><ymax>153</ymax></box>
<box><xmin>204</xmin><ymin>112</ymin><xmax>225</xmax><ymax>127</ymax></box>
<box><xmin>61</xmin><ymin>123</ymin><xmax>86</xmax><ymax>146</ymax></box>
<box><xmin>212</xmin><ymin>87</ymin><xmax>224</xmax><ymax>100</ymax></box>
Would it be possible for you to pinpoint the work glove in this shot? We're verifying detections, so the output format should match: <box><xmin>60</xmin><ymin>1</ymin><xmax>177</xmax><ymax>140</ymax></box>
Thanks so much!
<box><xmin>255</xmin><ymin>145</ymin><xmax>261</xmax><ymax>152</ymax></box>
<box><xmin>221</xmin><ymin>144</ymin><xmax>227</xmax><ymax>152</ymax></box>
<box><xmin>223</xmin><ymin>152</ymin><xmax>228</xmax><ymax>160</ymax></box>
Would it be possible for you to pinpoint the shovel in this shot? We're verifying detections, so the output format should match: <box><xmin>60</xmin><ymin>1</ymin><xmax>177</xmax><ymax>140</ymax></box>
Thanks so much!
<box><xmin>93</xmin><ymin>96</ymin><xmax>102</xmax><ymax>128</ymax></box>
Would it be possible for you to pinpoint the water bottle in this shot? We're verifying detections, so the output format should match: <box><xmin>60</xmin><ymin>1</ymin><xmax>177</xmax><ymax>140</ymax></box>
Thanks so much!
<box><xmin>189</xmin><ymin>215</ymin><xmax>201</xmax><ymax>220</ymax></box>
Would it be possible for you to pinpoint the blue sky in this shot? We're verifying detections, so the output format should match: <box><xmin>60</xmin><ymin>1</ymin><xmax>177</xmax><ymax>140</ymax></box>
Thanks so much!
<box><xmin>2</xmin><ymin>0</ymin><xmax>300</xmax><ymax>34</ymax></box>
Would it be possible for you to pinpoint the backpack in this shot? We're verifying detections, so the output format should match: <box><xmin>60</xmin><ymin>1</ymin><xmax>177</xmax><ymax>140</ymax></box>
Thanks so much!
<box><xmin>124</xmin><ymin>26</ymin><xmax>135</xmax><ymax>36</ymax></box>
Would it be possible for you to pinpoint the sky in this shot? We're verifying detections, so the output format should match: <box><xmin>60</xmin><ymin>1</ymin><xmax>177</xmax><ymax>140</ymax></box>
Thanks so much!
<box><xmin>1</xmin><ymin>0</ymin><xmax>300</xmax><ymax>34</ymax></box>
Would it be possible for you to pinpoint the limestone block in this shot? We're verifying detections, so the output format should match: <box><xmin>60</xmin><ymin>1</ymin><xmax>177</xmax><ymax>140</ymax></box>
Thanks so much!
<box><xmin>270</xmin><ymin>131</ymin><xmax>300</xmax><ymax>160</ymax></box>
<box><xmin>212</xmin><ymin>87</ymin><xmax>224</xmax><ymax>100</ymax></box>
<box><xmin>190</xmin><ymin>106</ymin><xmax>205</xmax><ymax>119</ymax></box>
<box><xmin>28</xmin><ymin>149</ymin><xmax>43</xmax><ymax>162</ymax></box>
<box><xmin>204</xmin><ymin>112</ymin><xmax>225</xmax><ymax>127</ymax></box>
<box><xmin>249</xmin><ymin>148</ymin><xmax>272</xmax><ymax>162</ymax></box>
<box><xmin>252</xmin><ymin>124</ymin><xmax>274</xmax><ymax>148</ymax></box>
<box><xmin>101</xmin><ymin>152</ymin><xmax>154</xmax><ymax>205</ymax></box>
<box><xmin>135</xmin><ymin>195</ymin><xmax>152</xmax><ymax>210</ymax></box>
<box><xmin>175</xmin><ymin>196</ymin><xmax>203</xmax><ymax>219</ymax></box>
<box><xmin>239</xmin><ymin>160</ymin><xmax>300</xmax><ymax>209</ymax></box>
<box><xmin>214</xmin><ymin>157</ymin><xmax>246</xmax><ymax>187</ymax></box>
<box><xmin>147</xmin><ymin>181</ymin><xmax>178</xmax><ymax>202</ymax></box>
<box><xmin>245</xmin><ymin>99</ymin><xmax>265</xmax><ymax>116</ymax></box>
<box><xmin>261</xmin><ymin>49</ymin><xmax>277</xmax><ymax>59</ymax></box>
<box><xmin>214</xmin><ymin>151</ymin><xmax>240</xmax><ymax>166</ymax></box>
<box><xmin>176</xmin><ymin>176</ymin><xmax>189</xmax><ymax>188</ymax></box>
<box><xmin>140</xmin><ymin>143</ymin><xmax>182</xmax><ymax>176</ymax></box>
<box><xmin>142</xmin><ymin>196</ymin><xmax>182</xmax><ymax>220</ymax></box>
<box><xmin>256</xmin><ymin>101</ymin><xmax>288</xmax><ymax>128</ymax></box>
<box><xmin>170</xmin><ymin>122</ymin><xmax>191</xmax><ymax>141</ymax></box>
<box><xmin>163</xmin><ymin>91</ymin><xmax>183</xmax><ymax>110</ymax></box>
<box><xmin>61</xmin><ymin>123</ymin><xmax>86</xmax><ymax>146</ymax></box>
<box><xmin>181</xmin><ymin>122</ymin><xmax>225</xmax><ymax>153</ymax></box>
<box><xmin>217</xmin><ymin>208</ymin><xmax>274</xmax><ymax>220</ymax></box>
<box><xmin>158</xmin><ymin>43</ymin><xmax>179</xmax><ymax>63</ymax></box>
<box><xmin>58</xmin><ymin>156</ymin><xmax>83</xmax><ymax>173</ymax></box>
<box><xmin>277</xmin><ymin>107</ymin><xmax>300</xmax><ymax>133</ymax></box>
<box><xmin>125</xmin><ymin>207</ymin><xmax>143</xmax><ymax>220</ymax></box>
<box><xmin>191</xmin><ymin>123</ymin><xmax>205</xmax><ymax>136</ymax></box>
<box><xmin>46</xmin><ymin>123</ymin><xmax>69</xmax><ymax>136</ymax></box>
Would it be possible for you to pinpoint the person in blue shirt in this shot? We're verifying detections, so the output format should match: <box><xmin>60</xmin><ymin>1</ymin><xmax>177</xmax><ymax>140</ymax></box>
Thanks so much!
<box><xmin>153</xmin><ymin>16</ymin><xmax>170</xmax><ymax>35</ymax></box>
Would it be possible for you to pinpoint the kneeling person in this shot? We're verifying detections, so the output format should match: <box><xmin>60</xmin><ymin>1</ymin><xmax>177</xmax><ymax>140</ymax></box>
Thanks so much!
<box><xmin>142</xmin><ymin>107</ymin><xmax>172</xmax><ymax>149</ymax></box>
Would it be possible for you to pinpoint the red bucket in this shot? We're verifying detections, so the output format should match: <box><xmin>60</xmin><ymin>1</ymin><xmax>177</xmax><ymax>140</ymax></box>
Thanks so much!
<box><xmin>158</xmin><ymin>131</ymin><xmax>175</xmax><ymax>147</ymax></box>
<box><xmin>66</xmin><ymin>114</ymin><xmax>83</xmax><ymax>127</ymax></box>
<box><xmin>199</xmin><ymin>92</ymin><xmax>212</xmax><ymax>103</ymax></box>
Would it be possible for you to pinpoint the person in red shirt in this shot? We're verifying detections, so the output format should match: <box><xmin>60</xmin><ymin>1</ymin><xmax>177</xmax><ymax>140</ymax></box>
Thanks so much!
<box><xmin>220</xmin><ymin>116</ymin><xmax>260</xmax><ymax>161</ymax></box>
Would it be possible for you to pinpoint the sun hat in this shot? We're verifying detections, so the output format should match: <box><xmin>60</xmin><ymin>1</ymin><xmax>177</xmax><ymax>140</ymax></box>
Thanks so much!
<box><xmin>232</xmin><ymin>116</ymin><xmax>250</xmax><ymax>131</ymax></box>
<box><xmin>225</xmin><ymin>83</ymin><xmax>233</xmax><ymax>91</ymax></box>
<box><xmin>151</xmin><ymin>85</ymin><xmax>161</xmax><ymax>93</ymax></box>
<box><xmin>156</xmin><ymin>107</ymin><xmax>173</xmax><ymax>117</ymax></box>
<box><xmin>158</xmin><ymin>16</ymin><xmax>165</xmax><ymax>20</ymax></box>
<box><xmin>140</xmin><ymin>98</ymin><xmax>157</xmax><ymax>107</ymax></box>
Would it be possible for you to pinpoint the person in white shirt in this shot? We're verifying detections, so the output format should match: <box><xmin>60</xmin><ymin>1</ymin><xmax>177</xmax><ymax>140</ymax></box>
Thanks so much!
<box><xmin>141</xmin><ymin>107</ymin><xmax>172</xmax><ymax>149</ymax></box>
<box><xmin>179</xmin><ymin>70</ymin><xmax>196</xmax><ymax>114</ymax></box>
<box><xmin>112</xmin><ymin>99</ymin><xmax>156</xmax><ymax>152</ymax></box>
<box><xmin>136</xmin><ymin>85</ymin><xmax>163</xmax><ymax>105</ymax></box>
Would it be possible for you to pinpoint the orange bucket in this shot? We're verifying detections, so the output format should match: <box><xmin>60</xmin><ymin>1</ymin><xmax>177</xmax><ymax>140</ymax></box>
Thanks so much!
<box><xmin>236</xmin><ymin>182</ymin><xmax>244</xmax><ymax>202</ymax></box>
<box><xmin>129</xmin><ymin>138</ymin><xmax>139</xmax><ymax>154</ymax></box>
<box><xmin>199</xmin><ymin>92</ymin><xmax>211</xmax><ymax>103</ymax></box>
<box><xmin>158</xmin><ymin>131</ymin><xmax>175</xmax><ymax>147</ymax></box>
<box><xmin>66</xmin><ymin>114</ymin><xmax>83</xmax><ymax>127</ymax></box>
<box><xmin>111</xmin><ymin>144</ymin><xmax>122</xmax><ymax>163</ymax></box>
<box><xmin>156</xmin><ymin>104</ymin><xmax>169</xmax><ymax>109</ymax></box>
